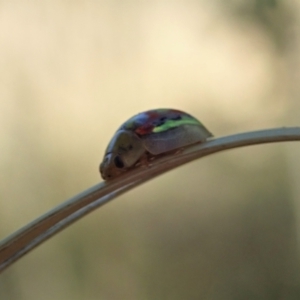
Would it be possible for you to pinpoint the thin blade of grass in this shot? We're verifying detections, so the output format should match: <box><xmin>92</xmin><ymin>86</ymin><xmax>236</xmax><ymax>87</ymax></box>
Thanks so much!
<box><xmin>0</xmin><ymin>127</ymin><xmax>300</xmax><ymax>273</ymax></box>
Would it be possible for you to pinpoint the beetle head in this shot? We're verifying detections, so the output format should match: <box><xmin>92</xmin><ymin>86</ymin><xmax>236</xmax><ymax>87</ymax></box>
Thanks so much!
<box><xmin>100</xmin><ymin>130</ymin><xmax>145</xmax><ymax>180</ymax></box>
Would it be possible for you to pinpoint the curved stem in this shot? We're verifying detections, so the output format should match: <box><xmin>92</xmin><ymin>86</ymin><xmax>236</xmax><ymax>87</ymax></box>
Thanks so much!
<box><xmin>0</xmin><ymin>127</ymin><xmax>300</xmax><ymax>273</ymax></box>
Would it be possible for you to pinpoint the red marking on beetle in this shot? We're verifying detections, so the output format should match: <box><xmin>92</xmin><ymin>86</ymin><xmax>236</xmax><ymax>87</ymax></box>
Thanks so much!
<box><xmin>135</xmin><ymin>124</ymin><xmax>154</xmax><ymax>135</ymax></box>
<box><xmin>134</xmin><ymin>109</ymin><xmax>186</xmax><ymax>135</ymax></box>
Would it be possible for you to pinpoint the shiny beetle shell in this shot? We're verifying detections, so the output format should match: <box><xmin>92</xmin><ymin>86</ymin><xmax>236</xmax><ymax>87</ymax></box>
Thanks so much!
<box><xmin>100</xmin><ymin>109</ymin><xmax>213</xmax><ymax>180</ymax></box>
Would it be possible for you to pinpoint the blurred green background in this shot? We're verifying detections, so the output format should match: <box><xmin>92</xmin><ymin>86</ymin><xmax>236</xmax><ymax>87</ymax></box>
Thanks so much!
<box><xmin>1</xmin><ymin>0</ymin><xmax>300</xmax><ymax>299</ymax></box>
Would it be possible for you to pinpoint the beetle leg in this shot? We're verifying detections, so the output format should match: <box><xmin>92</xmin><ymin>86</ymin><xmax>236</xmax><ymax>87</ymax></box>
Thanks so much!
<box><xmin>134</xmin><ymin>152</ymin><xmax>153</xmax><ymax>168</ymax></box>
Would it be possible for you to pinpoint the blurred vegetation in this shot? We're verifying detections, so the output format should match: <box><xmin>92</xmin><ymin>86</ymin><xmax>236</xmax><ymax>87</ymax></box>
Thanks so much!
<box><xmin>218</xmin><ymin>0</ymin><xmax>293</xmax><ymax>51</ymax></box>
<box><xmin>1</xmin><ymin>0</ymin><xmax>300</xmax><ymax>299</ymax></box>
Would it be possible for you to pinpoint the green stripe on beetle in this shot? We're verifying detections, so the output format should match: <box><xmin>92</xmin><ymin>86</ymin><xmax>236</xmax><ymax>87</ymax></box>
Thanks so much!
<box><xmin>152</xmin><ymin>117</ymin><xmax>201</xmax><ymax>133</ymax></box>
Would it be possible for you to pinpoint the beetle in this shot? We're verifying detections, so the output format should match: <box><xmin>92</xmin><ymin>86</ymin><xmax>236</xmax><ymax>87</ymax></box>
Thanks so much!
<box><xmin>99</xmin><ymin>108</ymin><xmax>213</xmax><ymax>180</ymax></box>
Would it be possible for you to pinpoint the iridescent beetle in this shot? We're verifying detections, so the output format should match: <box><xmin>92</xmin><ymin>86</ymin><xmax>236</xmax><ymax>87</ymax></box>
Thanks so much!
<box><xmin>100</xmin><ymin>109</ymin><xmax>213</xmax><ymax>180</ymax></box>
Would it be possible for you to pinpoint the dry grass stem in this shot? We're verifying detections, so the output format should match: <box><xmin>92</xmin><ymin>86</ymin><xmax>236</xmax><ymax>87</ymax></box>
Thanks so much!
<box><xmin>0</xmin><ymin>127</ymin><xmax>299</xmax><ymax>273</ymax></box>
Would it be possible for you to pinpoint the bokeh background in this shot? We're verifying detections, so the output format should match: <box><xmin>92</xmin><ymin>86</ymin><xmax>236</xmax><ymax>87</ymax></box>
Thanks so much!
<box><xmin>1</xmin><ymin>0</ymin><xmax>300</xmax><ymax>299</ymax></box>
